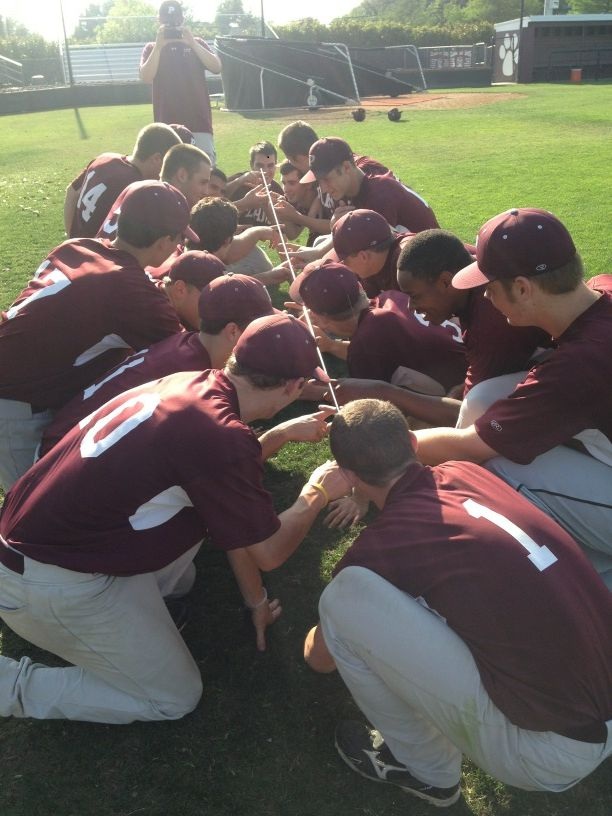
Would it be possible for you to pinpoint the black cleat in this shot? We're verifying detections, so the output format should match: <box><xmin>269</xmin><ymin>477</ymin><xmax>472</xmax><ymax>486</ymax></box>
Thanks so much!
<box><xmin>335</xmin><ymin>721</ymin><xmax>461</xmax><ymax>808</ymax></box>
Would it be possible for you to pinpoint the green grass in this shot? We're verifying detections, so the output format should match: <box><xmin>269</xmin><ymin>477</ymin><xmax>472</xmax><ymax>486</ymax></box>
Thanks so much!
<box><xmin>1</xmin><ymin>83</ymin><xmax>611</xmax><ymax>816</ymax></box>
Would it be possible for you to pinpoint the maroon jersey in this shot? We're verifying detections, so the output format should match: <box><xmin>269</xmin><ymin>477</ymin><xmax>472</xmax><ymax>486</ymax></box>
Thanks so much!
<box><xmin>0</xmin><ymin>239</ymin><xmax>181</xmax><ymax>411</ymax></box>
<box><xmin>347</xmin><ymin>291</ymin><xmax>466</xmax><ymax>390</ymax></box>
<box><xmin>96</xmin><ymin>184</ymin><xmax>130</xmax><ymax>243</ymax></box>
<box><xmin>0</xmin><ymin>370</ymin><xmax>280</xmax><ymax>575</ymax></box>
<box><xmin>69</xmin><ymin>154</ymin><xmax>142</xmax><ymax>238</ymax></box>
<box><xmin>335</xmin><ymin>461</ymin><xmax>612</xmax><ymax>741</ymax></box>
<box><xmin>229</xmin><ymin>177</ymin><xmax>283</xmax><ymax>228</ymax></box>
<box><xmin>457</xmin><ymin>285</ymin><xmax>550</xmax><ymax>393</ymax></box>
<box><xmin>475</xmin><ymin>293</ymin><xmax>612</xmax><ymax>465</ymax></box>
<box><xmin>319</xmin><ymin>153</ymin><xmax>391</xmax><ymax>217</ymax></box>
<box><xmin>352</xmin><ymin>173</ymin><xmax>439</xmax><ymax>234</ymax></box>
<box><xmin>141</xmin><ymin>38</ymin><xmax>214</xmax><ymax>134</ymax></box>
<box><xmin>40</xmin><ymin>331</ymin><xmax>211</xmax><ymax>456</ymax></box>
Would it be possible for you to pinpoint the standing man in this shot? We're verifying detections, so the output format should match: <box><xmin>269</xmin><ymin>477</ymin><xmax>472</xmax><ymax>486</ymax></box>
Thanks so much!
<box><xmin>0</xmin><ymin>315</ymin><xmax>345</xmax><ymax>724</ymax></box>
<box><xmin>140</xmin><ymin>2</ymin><xmax>222</xmax><ymax>165</ymax></box>
<box><xmin>64</xmin><ymin>123</ymin><xmax>180</xmax><ymax>238</ymax></box>
<box><xmin>0</xmin><ymin>181</ymin><xmax>194</xmax><ymax>489</ymax></box>
<box><xmin>305</xmin><ymin>400</ymin><xmax>612</xmax><ymax>806</ymax></box>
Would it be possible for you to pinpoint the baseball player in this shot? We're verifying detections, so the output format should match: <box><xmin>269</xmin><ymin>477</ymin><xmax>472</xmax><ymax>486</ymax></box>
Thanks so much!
<box><xmin>290</xmin><ymin>260</ymin><xmax>466</xmax><ymax>396</ymax></box>
<box><xmin>140</xmin><ymin>1</ymin><xmax>222</xmax><ymax>164</ymax></box>
<box><xmin>300</xmin><ymin>137</ymin><xmax>439</xmax><ymax>235</ymax></box>
<box><xmin>277</xmin><ymin>120</ymin><xmax>392</xmax><ymax>227</ymax></box>
<box><xmin>276</xmin><ymin>160</ymin><xmax>320</xmax><ymax>245</ymax></box>
<box><xmin>188</xmin><ymin>197</ymin><xmax>291</xmax><ymax>286</ymax></box>
<box><xmin>413</xmin><ymin>208</ymin><xmax>612</xmax><ymax>589</ymax></box>
<box><xmin>397</xmin><ymin>228</ymin><xmax>551</xmax><ymax>396</ymax></box>
<box><xmin>38</xmin><ymin>271</ymin><xmax>275</xmax><ymax>456</ymax></box>
<box><xmin>160</xmin><ymin>249</ymin><xmax>225</xmax><ymax>330</ymax></box>
<box><xmin>97</xmin><ymin>144</ymin><xmax>212</xmax><ymax>245</ymax></box>
<box><xmin>0</xmin><ymin>314</ymin><xmax>346</xmax><ymax>724</ymax></box>
<box><xmin>0</xmin><ymin>181</ymin><xmax>195</xmax><ymax>489</ymax></box>
<box><xmin>305</xmin><ymin>399</ymin><xmax>612</xmax><ymax>805</ymax></box>
<box><xmin>64</xmin><ymin>123</ymin><xmax>180</xmax><ymax>238</ymax></box>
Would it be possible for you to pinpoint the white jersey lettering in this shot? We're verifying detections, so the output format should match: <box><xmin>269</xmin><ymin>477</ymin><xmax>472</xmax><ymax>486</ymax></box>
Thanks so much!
<box><xmin>463</xmin><ymin>498</ymin><xmax>558</xmax><ymax>572</ymax></box>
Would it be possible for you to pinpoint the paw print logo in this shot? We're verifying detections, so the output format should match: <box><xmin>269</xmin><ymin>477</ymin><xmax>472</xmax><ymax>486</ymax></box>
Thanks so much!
<box><xmin>499</xmin><ymin>34</ymin><xmax>519</xmax><ymax>78</ymax></box>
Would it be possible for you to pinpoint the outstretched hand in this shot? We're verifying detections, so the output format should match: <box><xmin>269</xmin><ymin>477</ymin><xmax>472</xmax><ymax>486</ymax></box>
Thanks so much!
<box><xmin>282</xmin><ymin>406</ymin><xmax>336</xmax><ymax>444</ymax></box>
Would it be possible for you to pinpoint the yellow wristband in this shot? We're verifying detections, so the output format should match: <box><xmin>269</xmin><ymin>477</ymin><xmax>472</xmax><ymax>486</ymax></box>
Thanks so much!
<box><xmin>309</xmin><ymin>481</ymin><xmax>330</xmax><ymax>507</ymax></box>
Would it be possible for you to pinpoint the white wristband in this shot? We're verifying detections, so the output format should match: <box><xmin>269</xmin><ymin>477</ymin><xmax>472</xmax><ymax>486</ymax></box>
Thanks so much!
<box><xmin>245</xmin><ymin>587</ymin><xmax>268</xmax><ymax>610</ymax></box>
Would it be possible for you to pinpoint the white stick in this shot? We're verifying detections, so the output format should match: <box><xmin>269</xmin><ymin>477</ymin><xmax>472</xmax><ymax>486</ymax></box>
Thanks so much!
<box><xmin>258</xmin><ymin>170</ymin><xmax>340</xmax><ymax>412</ymax></box>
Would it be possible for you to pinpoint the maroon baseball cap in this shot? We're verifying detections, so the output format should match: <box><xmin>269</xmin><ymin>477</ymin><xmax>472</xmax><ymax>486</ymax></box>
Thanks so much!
<box><xmin>119</xmin><ymin>181</ymin><xmax>199</xmax><ymax>242</ymax></box>
<box><xmin>233</xmin><ymin>313</ymin><xmax>329</xmax><ymax>381</ymax></box>
<box><xmin>298</xmin><ymin>260</ymin><xmax>363</xmax><ymax>316</ymax></box>
<box><xmin>453</xmin><ymin>208</ymin><xmax>577</xmax><ymax>290</ymax></box>
<box><xmin>170</xmin><ymin>124</ymin><xmax>195</xmax><ymax>145</ymax></box>
<box><xmin>332</xmin><ymin>209</ymin><xmax>393</xmax><ymax>259</ymax></box>
<box><xmin>166</xmin><ymin>250</ymin><xmax>225</xmax><ymax>288</ymax></box>
<box><xmin>199</xmin><ymin>273</ymin><xmax>276</xmax><ymax>325</ymax></box>
<box><xmin>300</xmin><ymin>137</ymin><xmax>353</xmax><ymax>183</ymax></box>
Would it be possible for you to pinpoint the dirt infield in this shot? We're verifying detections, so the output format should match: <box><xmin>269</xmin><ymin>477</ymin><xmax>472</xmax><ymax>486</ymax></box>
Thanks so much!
<box><xmin>264</xmin><ymin>92</ymin><xmax>523</xmax><ymax>121</ymax></box>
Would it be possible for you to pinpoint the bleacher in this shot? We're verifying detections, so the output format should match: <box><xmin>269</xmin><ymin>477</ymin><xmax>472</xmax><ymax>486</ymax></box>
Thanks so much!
<box><xmin>60</xmin><ymin>42</ymin><xmax>219</xmax><ymax>85</ymax></box>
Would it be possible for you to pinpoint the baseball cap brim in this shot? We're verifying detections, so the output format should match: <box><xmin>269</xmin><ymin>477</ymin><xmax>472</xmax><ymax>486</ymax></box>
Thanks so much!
<box><xmin>300</xmin><ymin>170</ymin><xmax>317</xmax><ymax>184</ymax></box>
<box><xmin>452</xmin><ymin>260</ymin><xmax>490</xmax><ymax>290</ymax></box>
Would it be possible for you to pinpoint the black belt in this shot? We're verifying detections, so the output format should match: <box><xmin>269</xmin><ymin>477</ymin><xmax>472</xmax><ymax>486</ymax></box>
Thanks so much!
<box><xmin>0</xmin><ymin>539</ymin><xmax>24</xmax><ymax>574</ymax></box>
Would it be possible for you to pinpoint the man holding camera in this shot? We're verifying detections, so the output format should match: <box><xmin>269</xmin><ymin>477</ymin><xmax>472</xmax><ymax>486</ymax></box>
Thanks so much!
<box><xmin>140</xmin><ymin>2</ymin><xmax>222</xmax><ymax>165</ymax></box>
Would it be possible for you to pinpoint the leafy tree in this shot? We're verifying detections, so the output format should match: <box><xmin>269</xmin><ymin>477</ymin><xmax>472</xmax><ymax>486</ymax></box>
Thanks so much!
<box><xmin>0</xmin><ymin>18</ymin><xmax>59</xmax><ymax>60</ymax></box>
<box><xmin>569</xmin><ymin>0</ymin><xmax>612</xmax><ymax>11</ymax></box>
<box><xmin>72</xmin><ymin>2</ymin><xmax>113</xmax><ymax>42</ymax></box>
<box><xmin>214</xmin><ymin>0</ymin><xmax>261</xmax><ymax>36</ymax></box>
<box><xmin>96</xmin><ymin>0</ymin><xmax>157</xmax><ymax>43</ymax></box>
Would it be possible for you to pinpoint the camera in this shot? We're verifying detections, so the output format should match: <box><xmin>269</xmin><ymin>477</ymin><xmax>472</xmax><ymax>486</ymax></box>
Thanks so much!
<box><xmin>164</xmin><ymin>26</ymin><xmax>183</xmax><ymax>38</ymax></box>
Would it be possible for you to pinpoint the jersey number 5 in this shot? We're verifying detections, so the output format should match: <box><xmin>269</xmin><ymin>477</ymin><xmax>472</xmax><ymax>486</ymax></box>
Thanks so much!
<box><xmin>463</xmin><ymin>498</ymin><xmax>558</xmax><ymax>572</ymax></box>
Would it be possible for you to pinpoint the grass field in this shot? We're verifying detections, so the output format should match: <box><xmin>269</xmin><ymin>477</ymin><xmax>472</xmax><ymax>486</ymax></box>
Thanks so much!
<box><xmin>0</xmin><ymin>83</ymin><xmax>611</xmax><ymax>816</ymax></box>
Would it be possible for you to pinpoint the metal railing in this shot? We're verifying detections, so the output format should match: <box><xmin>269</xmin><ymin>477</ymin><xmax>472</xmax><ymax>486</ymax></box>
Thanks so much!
<box><xmin>0</xmin><ymin>54</ymin><xmax>24</xmax><ymax>86</ymax></box>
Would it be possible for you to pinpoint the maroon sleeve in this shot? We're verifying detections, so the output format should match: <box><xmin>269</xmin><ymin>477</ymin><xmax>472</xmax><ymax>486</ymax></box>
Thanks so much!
<box><xmin>183</xmin><ymin>440</ymin><xmax>281</xmax><ymax>550</ymax></box>
<box><xmin>474</xmin><ymin>353</ymin><xmax>606</xmax><ymax>463</ymax></box>
<box><xmin>462</xmin><ymin>292</ymin><xmax>550</xmax><ymax>392</ymax></box>
<box><xmin>111</xmin><ymin>272</ymin><xmax>181</xmax><ymax>350</ymax></box>
<box><xmin>140</xmin><ymin>42</ymin><xmax>154</xmax><ymax>69</ymax></box>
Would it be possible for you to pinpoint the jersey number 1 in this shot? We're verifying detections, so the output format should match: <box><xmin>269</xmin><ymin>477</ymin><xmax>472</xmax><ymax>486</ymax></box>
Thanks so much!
<box><xmin>463</xmin><ymin>498</ymin><xmax>558</xmax><ymax>572</ymax></box>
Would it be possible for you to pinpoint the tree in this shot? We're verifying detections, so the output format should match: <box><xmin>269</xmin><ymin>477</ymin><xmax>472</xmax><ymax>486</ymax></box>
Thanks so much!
<box><xmin>214</xmin><ymin>0</ymin><xmax>261</xmax><ymax>36</ymax></box>
<box><xmin>569</xmin><ymin>0</ymin><xmax>612</xmax><ymax>11</ymax></box>
<box><xmin>72</xmin><ymin>2</ymin><xmax>113</xmax><ymax>43</ymax></box>
<box><xmin>96</xmin><ymin>0</ymin><xmax>157</xmax><ymax>43</ymax></box>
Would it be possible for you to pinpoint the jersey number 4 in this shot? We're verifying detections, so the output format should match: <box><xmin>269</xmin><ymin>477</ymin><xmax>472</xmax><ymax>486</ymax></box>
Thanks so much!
<box><xmin>463</xmin><ymin>498</ymin><xmax>558</xmax><ymax>572</ymax></box>
<box><xmin>77</xmin><ymin>171</ymin><xmax>108</xmax><ymax>223</ymax></box>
